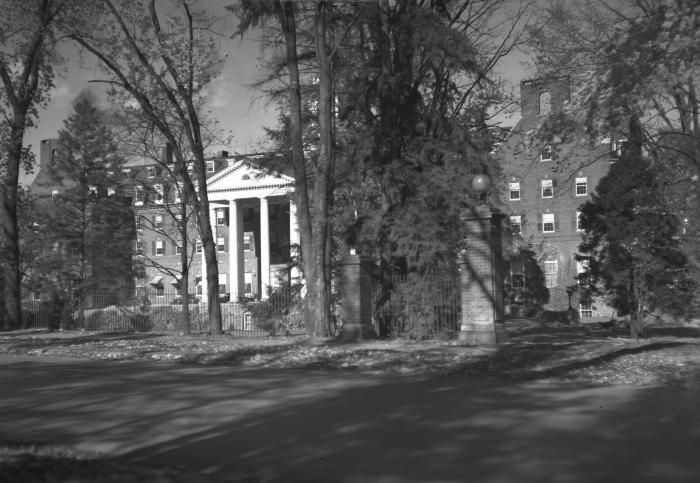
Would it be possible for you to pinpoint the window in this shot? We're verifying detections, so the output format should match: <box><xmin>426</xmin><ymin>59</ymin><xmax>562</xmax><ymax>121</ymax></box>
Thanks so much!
<box><xmin>541</xmin><ymin>179</ymin><xmax>553</xmax><ymax>198</ymax></box>
<box><xmin>575</xmin><ymin>177</ymin><xmax>587</xmax><ymax>196</ymax></box>
<box><xmin>576</xmin><ymin>211</ymin><xmax>583</xmax><ymax>231</ymax></box>
<box><xmin>155</xmin><ymin>239</ymin><xmax>164</xmax><ymax>256</ymax></box>
<box><xmin>121</xmin><ymin>169</ymin><xmax>130</xmax><ymax>179</ymax></box>
<box><xmin>135</xmin><ymin>216</ymin><xmax>143</xmax><ymax>231</ymax></box>
<box><xmin>51</xmin><ymin>189</ymin><xmax>59</xmax><ymax>200</ymax></box>
<box><xmin>540</xmin><ymin>144</ymin><xmax>553</xmax><ymax>162</ymax></box>
<box><xmin>175</xmin><ymin>237</ymin><xmax>182</xmax><ymax>255</ymax></box>
<box><xmin>580</xmin><ymin>301</ymin><xmax>593</xmax><ymax>318</ymax></box>
<box><xmin>544</xmin><ymin>260</ymin><xmax>558</xmax><ymax>288</ymax></box>
<box><xmin>216</xmin><ymin>209</ymin><xmax>226</xmax><ymax>226</ymax></box>
<box><xmin>510</xmin><ymin>215</ymin><xmax>522</xmax><ymax>235</ymax></box>
<box><xmin>174</xmin><ymin>188</ymin><xmax>181</xmax><ymax>203</ymax></box>
<box><xmin>577</xmin><ymin>258</ymin><xmax>590</xmax><ymax>285</ymax></box>
<box><xmin>174</xmin><ymin>213</ymin><xmax>183</xmax><ymax>225</ymax></box>
<box><xmin>135</xmin><ymin>239</ymin><xmax>143</xmax><ymax>255</ymax></box>
<box><xmin>218</xmin><ymin>274</ymin><xmax>227</xmax><ymax>295</ymax></box>
<box><xmin>154</xmin><ymin>184</ymin><xmax>164</xmax><ymax>204</ymax></box>
<box><xmin>195</xmin><ymin>276</ymin><xmax>202</xmax><ymax>295</ymax></box>
<box><xmin>539</xmin><ymin>91</ymin><xmax>551</xmax><ymax>115</ymax></box>
<box><xmin>243</xmin><ymin>234</ymin><xmax>251</xmax><ymax>251</ymax></box>
<box><xmin>156</xmin><ymin>286</ymin><xmax>164</xmax><ymax>297</ymax></box>
<box><xmin>135</xmin><ymin>186</ymin><xmax>144</xmax><ymax>205</ymax></box>
<box><xmin>206</xmin><ymin>161</ymin><xmax>215</xmax><ymax>173</ymax></box>
<box><xmin>217</xmin><ymin>237</ymin><xmax>226</xmax><ymax>252</ymax></box>
<box><xmin>509</xmin><ymin>182</ymin><xmax>520</xmax><ymax>201</ymax></box>
<box><xmin>611</xmin><ymin>139</ymin><xmax>627</xmax><ymax>159</ymax></box>
<box><xmin>196</xmin><ymin>239</ymin><xmax>202</xmax><ymax>253</ymax></box>
<box><xmin>245</xmin><ymin>272</ymin><xmax>253</xmax><ymax>294</ymax></box>
<box><xmin>542</xmin><ymin>213</ymin><xmax>555</xmax><ymax>233</ymax></box>
<box><xmin>147</xmin><ymin>166</ymin><xmax>156</xmax><ymax>178</ymax></box>
<box><xmin>155</xmin><ymin>215</ymin><xmax>163</xmax><ymax>229</ymax></box>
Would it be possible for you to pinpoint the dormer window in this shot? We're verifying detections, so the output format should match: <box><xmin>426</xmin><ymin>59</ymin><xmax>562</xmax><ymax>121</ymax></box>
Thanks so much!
<box><xmin>539</xmin><ymin>91</ymin><xmax>551</xmax><ymax>115</ymax></box>
<box><xmin>147</xmin><ymin>166</ymin><xmax>156</xmax><ymax>178</ymax></box>
<box><xmin>135</xmin><ymin>185</ymin><xmax>144</xmax><ymax>205</ymax></box>
<box><xmin>541</xmin><ymin>144</ymin><xmax>553</xmax><ymax>162</ymax></box>
<box><xmin>206</xmin><ymin>161</ymin><xmax>215</xmax><ymax>173</ymax></box>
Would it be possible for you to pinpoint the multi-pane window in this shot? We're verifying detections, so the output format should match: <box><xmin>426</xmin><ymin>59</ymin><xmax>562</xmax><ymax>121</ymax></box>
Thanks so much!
<box><xmin>544</xmin><ymin>260</ymin><xmax>558</xmax><ymax>288</ymax></box>
<box><xmin>175</xmin><ymin>237</ymin><xmax>183</xmax><ymax>255</ymax></box>
<box><xmin>541</xmin><ymin>144</ymin><xmax>553</xmax><ymax>162</ymax></box>
<box><xmin>147</xmin><ymin>166</ymin><xmax>156</xmax><ymax>178</ymax></box>
<box><xmin>135</xmin><ymin>239</ymin><xmax>143</xmax><ymax>255</ymax></box>
<box><xmin>207</xmin><ymin>161</ymin><xmax>215</xmax><ymax>173</ymax></box>
<box><xmin>509</xmin><ymin>182</ymin><xmax>521</xmax><ymax>201</ymax></box>
<box><xmin>135</xmin><ymin>216</ymin><xmax>142</xmax><ymax>231</ymax></box>
<box><xmin>541</xmin><ymin>179</ymin><xmax>553</xmax><ymax>198</ymax></box>
<box><xmin>155</xmin><ymin>215</ymin><xmax>163</xmax><ymax>229</ymax></box>
<box><xmin>218</xmin><ymin>273</ymin><xmax>227</xmax><ymax>295</ymax></box>
<box><xmin>155</xmin><ymin>239</ymin><xmax>164</xmax><ymax>256</ymax></box>
<box><xmin>154</xmin><ymin>184</ymin><xmax>164</xmax><ymax>204</ymax></box>
<box><xmin>243</xmin><ymin>234</ymin><xmax>251</xmax><ymax>251</ymax></box>
<box><xmin>217</xmin><ymin>209</ymin><xmax>226</xmax><ymax>226</ymax></box>
<box><xmin>135</xmin><ymin>186</ymin><xmax>144</xmax><ymax>205</ymax></box>
<box><xmin>575</xmin><ymin>177</ymin><xmax>588</xmax><ymax>196</ymax></box>
<box><xmin>196</xmin><ymin>239</ymin><xmax>202</xmax><ymax>253</ymax></box>
<box><xmin>542</xmin><ymin>213</ymin><xmax>555</xmax><ymax>233</ymax></box>
<box><xmin>580</xmin><ymin>301</ymin><xmax>593</xmax><ymax>318</ymax></box>
<box><xmin>217</xmin><ymin>237</ymin><xmax>226</xmax><ymax>252</ymax></box>
<box><xmin>510</xmin><ymin>215</ymin><xmax>522</xmax><ymax>235</ymax></box>
<box><xmin>576</xmin><ymin>211</ymin><xmax>583</xmax><ymax>231</ymax></box>
<box><xmin>577</xmin><ymin>258</ymin><xmax>590</xmax><ymax>285</ymax></box>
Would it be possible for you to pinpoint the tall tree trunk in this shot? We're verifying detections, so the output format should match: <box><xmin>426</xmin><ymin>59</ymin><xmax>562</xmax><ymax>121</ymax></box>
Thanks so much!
<box><xmin>1</xmin><ymin>123</ymin><xmax>24</xmax><ymax>329</ymax></box>
<box><xmin>277</xmin><ymin>0</ymin><xmax>332</xmax><ymax>342</ymax></box>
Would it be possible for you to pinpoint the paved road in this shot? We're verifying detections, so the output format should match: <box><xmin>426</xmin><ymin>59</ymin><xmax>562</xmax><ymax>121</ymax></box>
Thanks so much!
<box><xmin>1</xmin><ymin>354</ymin><xmax>699</xmax><ymax>482</ymax></box>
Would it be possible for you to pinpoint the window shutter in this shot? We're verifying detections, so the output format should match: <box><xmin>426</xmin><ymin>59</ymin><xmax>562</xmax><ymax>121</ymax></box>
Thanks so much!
<box><xmin>152</xmin><ymin>240</ymin><xmax>156</xmax><ymax>255</ymax></box>
<box><xmin>172</xmin><ymin>240</ymin><xmax>177</xmax><ymax>253</ymax></box>
<box><xmin>554</xmin><ymin>219</ymin><xmax>560</xmax><ymax>232</ymax></box>
<box><xmin>521</xmin><ymin>213</ymin><xmax>527</xmax><ymax>234</ymax></box>
<box><xmin>537</xmin><ymin>214</ymin><xmax>543</xmax><ymax>233</ymax></box>
<box><xmin>163</xmin><ymin>242</ymin><xmax>167</xmax><ymax>255</ymax></box>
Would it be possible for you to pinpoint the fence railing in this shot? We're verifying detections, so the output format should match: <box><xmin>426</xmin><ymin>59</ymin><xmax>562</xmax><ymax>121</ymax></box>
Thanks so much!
<box><xmin>372</xmin><ymin>272</ymin><xmax>461</xmax><ymax>339</ymax></box>
<box><xmin>8</xmin><ymin>287</ymin><xmax>304</xmax><ymax>337</ymax></box>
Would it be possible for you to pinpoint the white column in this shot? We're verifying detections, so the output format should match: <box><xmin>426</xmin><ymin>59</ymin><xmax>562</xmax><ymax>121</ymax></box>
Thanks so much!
<box><xmin>228</xmin><ymin>199</ymin><xmax>244</xmax><ymax>301</ymax></box>
<box><xmin>260</xmin><ymin>197</ymin><xmax>270</xmax><ymax>299</ymax></box>
<box><xmin>289</xmin><ymin>199</ymin><xmax>300</xmax><ymax>283</ymax></box>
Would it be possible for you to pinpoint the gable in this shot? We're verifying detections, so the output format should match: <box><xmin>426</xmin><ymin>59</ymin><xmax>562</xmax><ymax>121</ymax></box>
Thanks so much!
<box><xmin>206</xmin><ymin>160</ymin><xmax>294</xmax><ymax>195</ymax></box>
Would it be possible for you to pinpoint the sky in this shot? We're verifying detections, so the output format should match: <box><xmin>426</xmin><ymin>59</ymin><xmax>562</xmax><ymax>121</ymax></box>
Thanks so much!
<box><xmin>20</xmin><ymin>3</ymin><xmax>531</xmax><ymax>187</ymax></box>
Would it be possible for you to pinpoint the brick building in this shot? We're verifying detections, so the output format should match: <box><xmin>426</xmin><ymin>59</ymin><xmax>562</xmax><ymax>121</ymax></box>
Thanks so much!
<box><xmin>496</xmin><ymin>77</ymin><xmax>621</xmax><ymax>318</ymax></box>
<box><xmin>31</xmin><ymin>141</ymin><xmax>298</xmax><ymax>304</ymax></box>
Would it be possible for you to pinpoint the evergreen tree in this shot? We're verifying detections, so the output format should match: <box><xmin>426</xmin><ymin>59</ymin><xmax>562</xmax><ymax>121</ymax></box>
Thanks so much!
<box><xmin>578</xmin><ymin>148</ymin><xmax>695</xmax><ymax>333</ymax></box>
<box><xmin>36</xmin><ymin>95</ymin><xmax>135</xmax><ymax>319</ymax></box>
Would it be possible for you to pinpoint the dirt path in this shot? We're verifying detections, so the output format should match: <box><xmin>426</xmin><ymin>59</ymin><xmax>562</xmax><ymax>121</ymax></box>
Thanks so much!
<box><xmin>1</xmin><ymin>354</ymin><xmax>699</xmax><ymax>482</ymax></box>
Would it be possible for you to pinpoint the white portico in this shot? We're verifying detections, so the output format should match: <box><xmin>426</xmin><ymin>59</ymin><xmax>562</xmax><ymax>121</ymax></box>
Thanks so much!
<box><xmin>200</xmin><ymin>159</ymin><xmax>297</xmax><ymax>300</ymax></box>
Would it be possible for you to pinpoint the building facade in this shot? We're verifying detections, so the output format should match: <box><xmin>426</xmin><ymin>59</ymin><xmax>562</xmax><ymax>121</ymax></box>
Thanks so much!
<box><xmin>31</xmin><ymin>142</ymin><xmax>297</xmax><ymax>304</ymax></box>
<box><xmin>496</xmin><ymin>77</ymin><xmax>620</xmax><ymax>318</ymax></box>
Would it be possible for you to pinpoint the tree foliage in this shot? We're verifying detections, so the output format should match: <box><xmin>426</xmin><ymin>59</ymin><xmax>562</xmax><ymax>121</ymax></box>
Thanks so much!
<box><xmin>0</xmin><ymin>0</ymin><xmax>66</xmax><ymax>328</ymax></box>
<box><xmin>578</xmin><ymin>149</ymin><xmax>695</xmax><ymax>322</ymax></box>
<box><xmin>64</xmin><ymin>0</ymin><xmax>228</xmax><ymax>333</ymax></box>
<box><xmin>233</xmin><ymin>0</ymin><xmax>530</xmax><ymax>338</ymax></box>
<box><xmin>31</xmin><ymin>96</ymin><xmax>135</xmax><ymax>320</ymax></box>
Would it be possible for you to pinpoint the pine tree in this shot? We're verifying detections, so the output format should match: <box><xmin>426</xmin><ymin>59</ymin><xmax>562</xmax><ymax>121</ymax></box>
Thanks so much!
<box><xmin>36</xmin><ymin>94</ymin><xmax>135</xmax><ymax>320</ymax></box>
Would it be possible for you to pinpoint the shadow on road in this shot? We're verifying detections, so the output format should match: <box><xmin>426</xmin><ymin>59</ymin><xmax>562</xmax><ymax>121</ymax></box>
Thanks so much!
<box><xmin>0</xmin><ymin>356</ymin><xmax>699</xmax><ymax>482</ymax></box>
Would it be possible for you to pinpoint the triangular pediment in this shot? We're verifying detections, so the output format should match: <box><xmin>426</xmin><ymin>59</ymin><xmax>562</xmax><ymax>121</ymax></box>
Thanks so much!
<box><xmin>206</xmin><ymin>160</ymin><xmax>294</xmax><ymax>194</ymax></box>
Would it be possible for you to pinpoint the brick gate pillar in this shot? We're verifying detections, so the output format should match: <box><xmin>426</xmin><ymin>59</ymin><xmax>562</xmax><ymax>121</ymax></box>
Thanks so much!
<box><xmin>458</xmin><ymin>206</ymin><xmax>509</xmax><ymax>345</ymax></box>
<box><xmin>338</xmin><ymin>254</ymin><xmax>377</xmax><ymax>341</ymax></box>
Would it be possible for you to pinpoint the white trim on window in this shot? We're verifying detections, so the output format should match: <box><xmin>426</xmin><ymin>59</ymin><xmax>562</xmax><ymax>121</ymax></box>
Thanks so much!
<box><xmin>509</xmin><ymin>182</ymin><xmax>520</xmax><ymax>201</ymax></box>
<box><xmin>575</xmin><ymin>177</ymin><xmax>588</xmax><ymax>196</ymax></box>
<box><xmin>541</xmin><ymin>179</ymin><xmax>553</xmax><ymax>198</ymax></box>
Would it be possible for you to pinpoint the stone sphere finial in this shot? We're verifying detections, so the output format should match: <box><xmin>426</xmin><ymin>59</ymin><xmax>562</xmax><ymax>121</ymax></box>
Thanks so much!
<box><xmin>472</xmin><ymin>173</ymin><xmax>491</xmax><ymax>193</ymax></box>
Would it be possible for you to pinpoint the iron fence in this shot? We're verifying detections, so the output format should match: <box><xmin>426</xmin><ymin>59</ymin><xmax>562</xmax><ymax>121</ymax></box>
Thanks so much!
<box><xmin>8</xmin><ymin>287</ymin><xmax>304</xmax><ymax>337</ymax></box>
<box><xmin>372</xmin><ymin>272</ymin><xmax>461</xmax><ymax>339</ymax></box>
